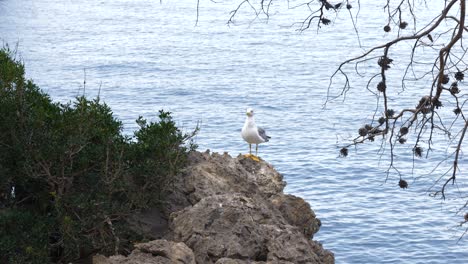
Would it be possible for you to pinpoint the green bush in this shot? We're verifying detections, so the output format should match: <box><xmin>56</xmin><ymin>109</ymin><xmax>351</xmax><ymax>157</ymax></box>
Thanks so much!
<box><xmin>128</xmin><ymin>113</ymin><xmax>198</xmax><ymax>205</ymax></box>
<box><xmin>0</xmin><ymin>210</ymin><xmax>51</xmax><ymax>263</ymax></box>
<box><xmin>0</xmin><ymin>46</ymin><xmax>197</xmax><ymax>263</ymax></box>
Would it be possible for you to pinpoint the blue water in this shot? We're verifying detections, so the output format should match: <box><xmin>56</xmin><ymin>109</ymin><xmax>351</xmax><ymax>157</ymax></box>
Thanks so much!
<box><xmin>1</xmin><ymin>0</ymin><xmax>467</xmax><ymax>263</ymax></box>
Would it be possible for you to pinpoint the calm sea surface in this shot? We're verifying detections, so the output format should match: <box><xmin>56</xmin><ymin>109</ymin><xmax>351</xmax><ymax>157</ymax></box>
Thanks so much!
<box><xmin>1</xmin><ymin>0</ymin><xmax>467</xmax><ymax>263</ymax></box>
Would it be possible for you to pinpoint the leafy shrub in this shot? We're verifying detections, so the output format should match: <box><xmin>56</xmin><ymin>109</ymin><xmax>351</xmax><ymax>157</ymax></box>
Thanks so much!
<box><xmin>128</xmin><ymin>113</ymin><xmax>198</xmax><ymax>205</ymax></box>
<box><xmin>0</xmin><ymin>46</ymin><xmax>197</xmax><ymax>262</ymax></box>
<box><xmin>0</xmin><ymin>210</ymin><xmax>51</xmax><ymax>264</ymax></box>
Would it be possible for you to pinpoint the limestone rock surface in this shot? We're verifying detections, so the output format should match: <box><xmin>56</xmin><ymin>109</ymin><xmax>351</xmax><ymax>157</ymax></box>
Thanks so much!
<box><xmin>170</xmin><ymin>194</ymin><xmax>332</xmax><ymax>264</ymax></box>
<box><xmin>270</xmin><ymin>194</ymin><xmax>321</xmax><ymax>238</ymax></box>
<box><xmin>93</xmin><ymin>240</ymin><xmax>195</xmax><ymax>264</ymax></box>
<box><xmin>95</xmin><ymin>151</ymin><xmax>334</xmax><ymax>264</ymax></box>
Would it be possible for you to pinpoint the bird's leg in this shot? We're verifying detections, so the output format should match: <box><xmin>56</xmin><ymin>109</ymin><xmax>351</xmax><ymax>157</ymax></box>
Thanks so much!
<box><xmin>243</xmin><ymin>144</ymin><xmax>259</xmax><ymax>161</ymax></box>
<box><xmin>245</xmin><ymin>144</ymin><xmax>259</xmax><ymax>162</ymax></box>
<box><xmin>244</xmin><ymin>144</ymin><xmax>253</xmax><ymax>159</ymax></box>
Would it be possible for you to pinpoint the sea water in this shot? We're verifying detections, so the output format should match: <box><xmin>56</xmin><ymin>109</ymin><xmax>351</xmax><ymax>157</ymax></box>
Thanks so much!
<box><xmin>1</xmin><ymin>0</ymin><xmax>467</xmax><ymax>263</ymax></box>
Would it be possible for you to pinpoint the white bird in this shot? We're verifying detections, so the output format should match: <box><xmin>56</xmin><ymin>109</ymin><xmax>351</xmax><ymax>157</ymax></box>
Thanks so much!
<box><xmin>241</xmin><ymin>108</ymin><xmax>270</xmax><ymax>161</ymax></box>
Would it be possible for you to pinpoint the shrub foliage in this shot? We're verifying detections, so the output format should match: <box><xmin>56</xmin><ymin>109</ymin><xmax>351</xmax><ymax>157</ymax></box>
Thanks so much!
<box><xmin>0</xmin><ymin>47</ymin><xmax>197</xmax><ymax>263</ymax></box>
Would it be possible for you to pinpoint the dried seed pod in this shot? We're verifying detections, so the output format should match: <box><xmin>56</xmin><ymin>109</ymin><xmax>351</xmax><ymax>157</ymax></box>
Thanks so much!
<box><xmin>378</xmin><ymin>56</ymin><xmax>393</xmax><ymax>70</ymax></box>
<box><xmin>399</xmin><ymin>21</ymin><xmax>408</xmax><ymax>29</ymax></box>
<box><xmin>377</xmin><ymin>81</ymin><xmax>386</xmax><ymax>92</ymax></box>
<box><xmin>346</xmin><ymin>4</ymin><xmax>352</xmax><ymax>9</ymax></box>
<box><xmin>417</xmin><ymin>96</ymin><xmax>431</xmax><ymax>108</ymax></box>
<box><xmin>414</xmin><ymin>146</ymin><xmax>423</xmax><ymax>157</ymax></box>
<box><xmin>399</xmin><ymin>127</ymin><xmax>409</xmax><ymax>136</ymax></box>
<box><xmin>398</xmin><ymin>138</ymin><xmax>407</xmax><ymax>144</ymax></box>
<box><xmin>455</xmin><ymin>71</ymin><xmax>464</xmax><ymax>81</ymax></box>
<box><xmin>340</xmin><ymin>147</ymin><xmax>348</xmax><ymax>157</ymax></box>
<box><xmin>358</xmin><ymin>127</ymin><xmax>368</xmax><ymax>136</ymax></box>
<box><xmin>441</xmin><ymin>74</ymin><xmax>449</xmax><ymax>84</ymax></box>
<box><xmin>464</xmin><ymin>213</ymin><xmax>468</xmax><ymax>222</ymax></box>
<box><xmin>386</xmin><ymin>109</ymin><xmax>395</xmax><ymax>118</ymax></box>
<box><xmin>321</xmin><ymin>18</ymin><xmax>331</xmax><ymax>25</ymax></box>
<box><xmin>454</xmin><ymin>107</ymin><xmax>461</xmax><ymax>115</ymax></box>
<box><xmin>323</xmin><ymin>1</ymin><xmax>334</xmax><ymax>10</ymax></box>
<box><xmin>364</xmin><ymin>124</ymin><xmax>373</xmax><ymax>131</ymax></box>
<box><xmin>450</xmin><ymin>82</ymin><xmax>460</xmax><ymax>94</ymax></box>
<box><xmin>378</xmin><ymin>117</ymin><xmax>386</xmax><ymax>125</ymax></box>
<box><xmin>384</xmin><ymin>25</ymin><xmax>391</xmax><ymax>32</ymax></box>
<box><xmin>399</xmin><ymin>179</ymin><xmax>408</xmax><ymax>189</ymax></box>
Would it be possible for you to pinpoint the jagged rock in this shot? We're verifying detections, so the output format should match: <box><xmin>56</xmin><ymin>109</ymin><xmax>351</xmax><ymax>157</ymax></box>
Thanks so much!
<box><xmin>134</xmin><ymin>240</ymin><xmax>195</xmax><ymax>263</ymax></box>
<box><xmin>169</xmin><ymin>151</ymin><xmax>286</xmax><ymax>207</ymax></box>
<box><xmin>94</xmin><ymin>240</ymin><xmax>195</xmax><ymax>264</ymax></box>
<box><xmin>127</xmin><ymin>208</ymin><xmax>169</xmax><ymax>239</ymax></box>
<box><xmin>170</xmin><ymin>194</ymin><xmax>333</xmax><ymax>264</ymax></box>
<box><xmin>97</xmin><ymin>151</ymin><xmax>334</xmax><ymax>264</ymax></box>
<box><xmin>270</xmin><ymin>194</ymin><xmax>321</xmax><ymax>238</ymax></box>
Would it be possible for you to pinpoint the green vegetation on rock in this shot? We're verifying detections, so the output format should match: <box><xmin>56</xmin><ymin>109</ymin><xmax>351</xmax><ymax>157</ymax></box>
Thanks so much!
<box><xmin>0</xmin><ymin>46</ymin><xmax>197</xmax><ymax>263</ymax></box>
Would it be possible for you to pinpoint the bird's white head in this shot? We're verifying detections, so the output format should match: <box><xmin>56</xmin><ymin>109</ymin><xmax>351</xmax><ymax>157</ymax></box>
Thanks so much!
<box><xmin>246</xmin><ymin>108</ymin><xmax>254</xmax><ymax>117</ymax></box>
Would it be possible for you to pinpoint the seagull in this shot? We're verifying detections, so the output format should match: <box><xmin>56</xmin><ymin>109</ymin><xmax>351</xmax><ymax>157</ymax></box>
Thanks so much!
<box><xmin>241</xmin><ymin>108</ymin><xmax>270</xmax><ymax>161</ymax></box>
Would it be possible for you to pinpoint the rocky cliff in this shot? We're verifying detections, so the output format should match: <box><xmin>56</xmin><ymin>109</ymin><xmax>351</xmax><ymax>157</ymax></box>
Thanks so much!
<box><xmin>94</xmin><ymin>151</ymin><xmax>334</xmax><ymax>264</ymax></box>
